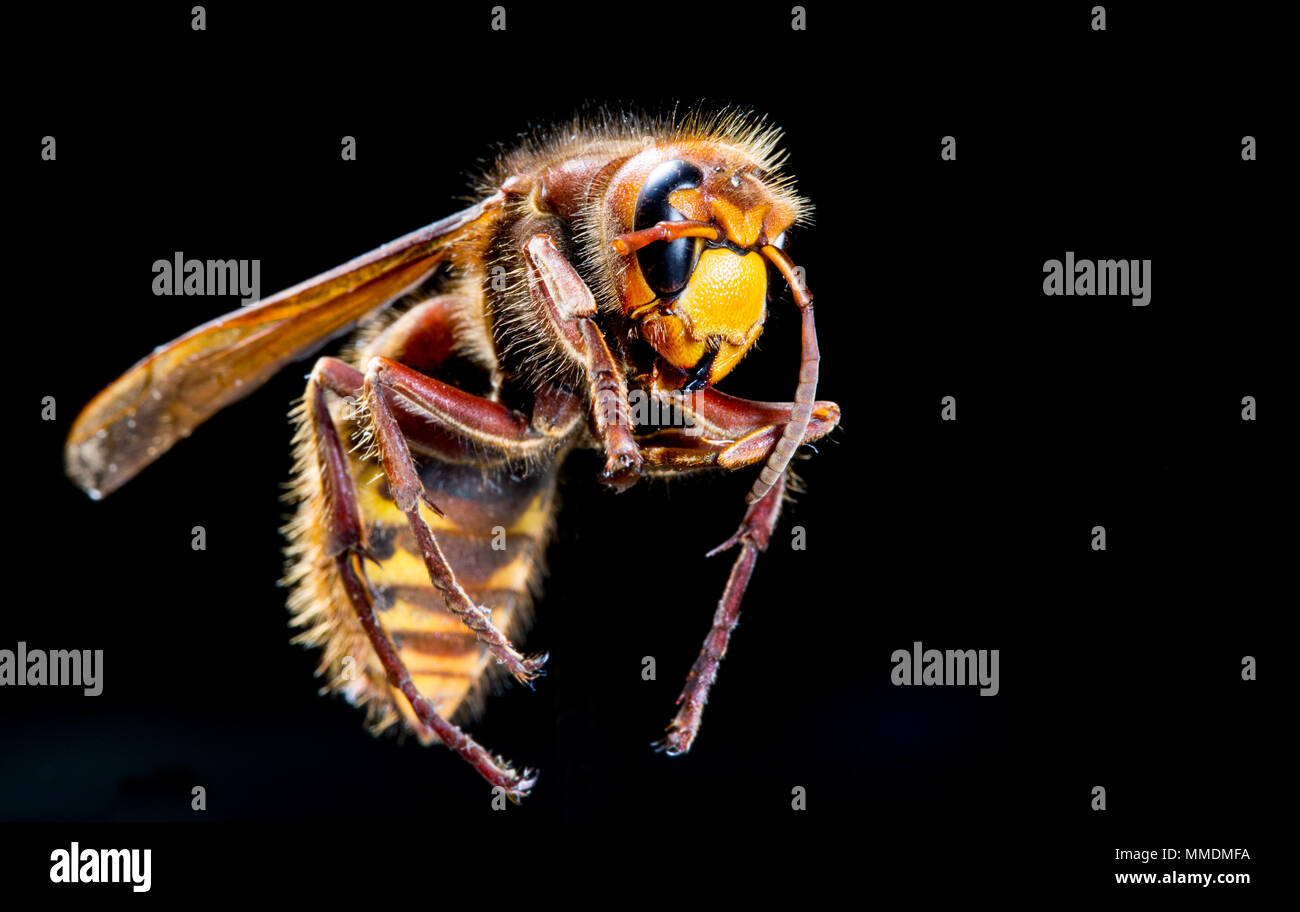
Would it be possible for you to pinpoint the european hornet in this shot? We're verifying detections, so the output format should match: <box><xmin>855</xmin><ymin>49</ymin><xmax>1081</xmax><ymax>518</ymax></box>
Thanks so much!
<box><xmin>64</xmin><ymin>109</ymin><xmax>841</xmax><ymax>799</ymax></box>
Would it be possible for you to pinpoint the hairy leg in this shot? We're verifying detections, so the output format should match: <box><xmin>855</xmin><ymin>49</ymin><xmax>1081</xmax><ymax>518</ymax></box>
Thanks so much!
<box><xmin>303</xmin><ymin>374</ymin><xmax>539</xmax><ymax>797</ymax></box>
<box><xmin>315</xmin><ymin>355</ymin><xmax>581</xmax><ymax>685</ymax></box>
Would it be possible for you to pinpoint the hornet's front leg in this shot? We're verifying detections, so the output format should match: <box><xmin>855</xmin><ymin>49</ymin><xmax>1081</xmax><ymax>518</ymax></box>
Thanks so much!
<box><xmin>654</xmin><ymin>470</ymin><xmax>788</xmax><ymax>756</ymax></box>
<box><xmin>635</xmin><ymin>380</ymin><xmax>841</xmax><ymax>475</ymax></box>
<box><xmin>523</xmin><ymin>234</ymin><xmax>642</xmax><ymax>490</ymax></box>
<box><xmin>641</xmin><ymin>381</ymin><xmax>840</xmax><ymax>755</ymax></box>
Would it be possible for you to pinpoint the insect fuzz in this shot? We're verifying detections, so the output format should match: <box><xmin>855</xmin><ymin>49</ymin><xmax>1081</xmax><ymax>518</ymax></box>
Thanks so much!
<box><xmin>65</xmin><ymin>109</ymin><xmax>841</xmax><ymax>799</ymax></box>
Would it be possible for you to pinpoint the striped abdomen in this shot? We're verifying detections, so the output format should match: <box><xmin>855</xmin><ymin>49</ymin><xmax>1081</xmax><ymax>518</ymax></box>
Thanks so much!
<box><xmin>283</xmin><ymin>283</ymin><xmax>567</xmax><ymax>739</ymax></box>
<box><xmin>357</xmin><ymin>450</ymin><xmax>559</xmax><ymax>731</ymax></box>
<box><xmin>284</xmin><ymin>406</ymin><xmax>561</xmax><ymax>738</ymax></box>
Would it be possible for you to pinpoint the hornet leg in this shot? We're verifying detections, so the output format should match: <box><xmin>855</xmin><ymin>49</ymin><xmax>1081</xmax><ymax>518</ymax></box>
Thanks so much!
<box><xmin>303</xmin><ymin>374</ymin><xmax>539</xmax><ymax>798</ymax></box>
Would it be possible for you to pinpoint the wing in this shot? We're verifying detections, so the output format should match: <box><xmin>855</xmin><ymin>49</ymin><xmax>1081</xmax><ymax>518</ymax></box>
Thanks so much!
<box><xmin>65</xmin><ymin>192</ymin><xmax>508</xmax><ymax>499</ymax></box>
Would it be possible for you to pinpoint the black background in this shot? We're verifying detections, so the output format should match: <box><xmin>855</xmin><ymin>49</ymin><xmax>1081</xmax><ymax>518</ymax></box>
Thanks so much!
<box><xmin>5</xmin><ymin>1</ymin><xmax>1285</xmax><ymax>897</ymax></box>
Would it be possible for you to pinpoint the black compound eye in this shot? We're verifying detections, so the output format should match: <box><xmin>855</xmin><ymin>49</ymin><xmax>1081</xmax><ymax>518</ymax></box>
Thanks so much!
<box><xmin>634</xmin><ymin>159</ymin><xmax>704</xmax><ymax>297</ymax></box>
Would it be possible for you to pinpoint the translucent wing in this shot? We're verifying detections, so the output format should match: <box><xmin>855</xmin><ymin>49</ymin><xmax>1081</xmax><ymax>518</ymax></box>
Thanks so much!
<box><xmin>66</xmin><ymin>194</ymin><xmax>506</xmax><ymax>498</ymax></box>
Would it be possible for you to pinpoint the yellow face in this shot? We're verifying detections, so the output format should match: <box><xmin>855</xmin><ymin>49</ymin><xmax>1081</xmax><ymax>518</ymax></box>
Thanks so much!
<box><xmin>641</xmin><ymin>246</ymin><xmax>769</xmax><ymax>383</ymax></box>
<box><xmin>609</xmin><ymin>146</ymin><xmax>798</xmax><ymax>387</ymax></box>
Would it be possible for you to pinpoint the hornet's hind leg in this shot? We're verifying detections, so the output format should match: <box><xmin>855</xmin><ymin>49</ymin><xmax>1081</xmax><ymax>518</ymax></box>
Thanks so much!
<box><xmin>302</xmin><ymin>375</ymin><xmax>541</xmax><ymax>797</ymax></box>
<box><xmin>314</xmin><ymin>355</ymin><xmax>578</xmax><ymax>687</ymax></box>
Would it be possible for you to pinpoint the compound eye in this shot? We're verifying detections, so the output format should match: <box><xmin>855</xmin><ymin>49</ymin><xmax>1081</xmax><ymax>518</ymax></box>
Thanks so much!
<box><xmin>634</xmin><ymin>159</ymin><xmax>704</xmax><ymax>297</ymax></box>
